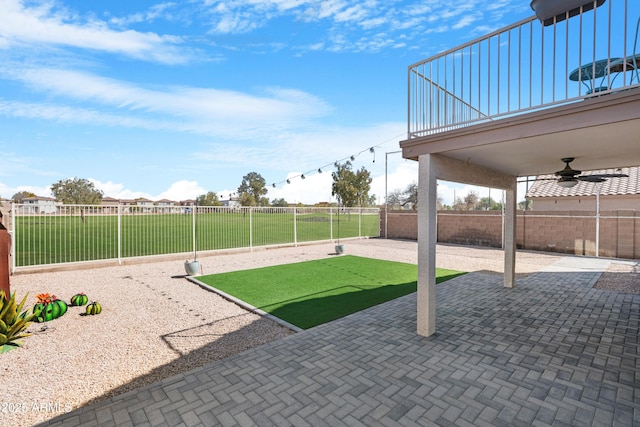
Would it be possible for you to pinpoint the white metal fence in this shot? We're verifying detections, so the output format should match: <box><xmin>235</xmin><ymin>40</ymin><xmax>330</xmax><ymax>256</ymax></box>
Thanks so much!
<box><xmin>9</xmin><ymin>204</ymin><xmax>380</xmax><ymax>272</ymax></box>
<box><xmin>408</xmin><ymin>0</ymin><xmax>640</xmax><ymax>137</ymax></box>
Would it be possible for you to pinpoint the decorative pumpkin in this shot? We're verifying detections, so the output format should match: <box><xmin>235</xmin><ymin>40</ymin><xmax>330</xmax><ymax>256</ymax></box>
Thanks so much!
<box><xmin>33</xmin><ymin>294</ymin><xmax>68</xmax><ymax>323</ymax></box>
<box><xmin>85</xmin><ymin>302</ymin><xmax>102</xmax><ymax>315</ymax></box>
<box><xmin>70</xmin><ymin>293</ymin><xmax>88</xmax><ymax>306</ymax></box>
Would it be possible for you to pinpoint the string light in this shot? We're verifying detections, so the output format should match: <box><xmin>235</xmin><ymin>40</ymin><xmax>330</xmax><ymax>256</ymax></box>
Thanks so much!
<box><xmin>268</xmin><ymin>132</ymin><xmax>405</xmax><ymax>188</ymax></box>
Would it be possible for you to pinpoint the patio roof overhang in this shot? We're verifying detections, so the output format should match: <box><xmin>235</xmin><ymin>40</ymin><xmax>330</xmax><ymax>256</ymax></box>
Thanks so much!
<box><xmin>400</xmin><ymin>89</ymin><xmax>640</xmax><ymax>178</ymax></box>
<box><xmin>402</xmin><ymin>88</ymin><xmax>640</xmax><ymax>338</ymax></box>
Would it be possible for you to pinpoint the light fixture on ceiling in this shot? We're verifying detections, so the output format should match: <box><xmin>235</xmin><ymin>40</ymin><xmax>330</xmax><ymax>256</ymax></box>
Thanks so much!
<box><xmin>557</xmin><ymin>178</ymin><xmax>578</xmax><ymax>188</ymax></box>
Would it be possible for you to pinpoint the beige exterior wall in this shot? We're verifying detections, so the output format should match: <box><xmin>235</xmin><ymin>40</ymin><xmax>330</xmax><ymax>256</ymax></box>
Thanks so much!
<box><xmin>380</xmin><ymin>209</ymin><xmax>640</xmax><ymax>259</ymax></box>
<box><xmin>529</xmin><ymin>195</ymin><xmax>640</xmax><ymax>211</ymax></box>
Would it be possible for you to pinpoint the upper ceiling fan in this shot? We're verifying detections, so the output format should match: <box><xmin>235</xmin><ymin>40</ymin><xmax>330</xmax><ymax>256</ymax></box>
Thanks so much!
<box><xmin>553</xmin><ymin>157</ymin><xmax>629</xmax><ymax>188</ymax></box>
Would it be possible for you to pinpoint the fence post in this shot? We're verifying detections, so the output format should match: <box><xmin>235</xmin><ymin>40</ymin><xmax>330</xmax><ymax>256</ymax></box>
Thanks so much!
<box><xmin>117</xmin><ymin>204</ymin><xmax>122</xmax><ymax>265</ymax></box>
<box><xmin>10</xmin><ymin>203</ymin><xmax>15</xmax><ymax>273</ymax></box>
<box><xmin>249</xmin><ymin>207</ymin><xmax>253</xmax><ymax>251</ymax></box>
<box><xmin>192</xmin><ymin>205</ymin><xmax>197</xmax><ymax>259</ymax></box>
<box><xmin>293</xmin><ymin>207</ymin><xmax>298</xmax><ymax>246</ymax></box>
<box><xmin>359</xmin><ymin>207</ymin><xmax>362</xmax><ymax>238</ymax></box>
<box><xmin>330</xmin><ymin>207</ymin><xmax>333</xmax><ymax>241</ymax></box>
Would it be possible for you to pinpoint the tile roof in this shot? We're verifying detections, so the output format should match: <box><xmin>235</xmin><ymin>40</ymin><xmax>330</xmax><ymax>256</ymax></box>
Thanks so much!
<box><xmin>526</xmin><ymin>166</ymin><xmax>640</xmax><ymax>198</ymax></box>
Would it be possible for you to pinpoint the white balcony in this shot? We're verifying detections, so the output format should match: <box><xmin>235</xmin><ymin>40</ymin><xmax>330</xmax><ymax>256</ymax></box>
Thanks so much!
<box><xmin>402</xmin><ymin>0</ymin><xmax>640</xmax><ymax>175</ymax></box>
<box><xmin>400</xmin><ymin>0</ymin><xmax>640</xmax><ymax>337</ymax></box>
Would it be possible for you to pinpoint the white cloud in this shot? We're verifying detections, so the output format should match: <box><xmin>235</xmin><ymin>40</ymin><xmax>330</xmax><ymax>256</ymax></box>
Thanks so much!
<box><xmin>0</xmin><ymin>67</ymin><xmax>332</xmax><ymax>137</ymax></box>
<box><xmin>199</xmin><ymin>0</ymin><xmax>524</xmax><ymax>54</ymax></box>
<box><xmin>0</xmin><ymin>0</ymin><xmax>192</xmax><ymax>64</ymax></box>
<box><xmin>452</xmin><ymin>14</ymin><xmax>478</xmax><ymax>30</ymax></box>
<box><xmin>109</xmin><ymin>2</ymin><xmax>178</xmax><ymax>27</ymax></box>
<box><xmin>267</xmin><ymin>171</ymin><xmax>335</xmax><ymax>204</ymax></box>
<box><xmin>157</xmin><ymin>180</ymin><xmax>206</xmax><ymax>201</ymax></box>
<box><xmin>0</xmin><ymin>182</ymin><xmax>52</xmax><ymax>199</ymax></box>
<box><xmin>90</xmin><ymin>179</ymin><xmax>205</xmax><ymax>201</ymax></box>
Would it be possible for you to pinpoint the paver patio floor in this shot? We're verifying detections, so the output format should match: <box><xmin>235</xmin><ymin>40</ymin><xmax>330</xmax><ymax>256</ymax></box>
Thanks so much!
<box><xmin>41</xmin><ymin>256</ymin><xmax>639</xmax><ymax>426</ymax></box>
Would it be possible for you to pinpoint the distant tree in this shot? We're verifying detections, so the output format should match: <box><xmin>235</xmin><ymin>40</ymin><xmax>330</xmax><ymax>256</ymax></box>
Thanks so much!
<box><xmin>519</xmin><ymin>200</ymin><xmax>531</xmax><ymax>210</ymax></box>
<box><xmin>452</xmin><ymin>197</ymin><xmax>465</xmax><ymax>210</ymax></box>
<box><xmin>463</xmin><ymin>191</ymin><xmax>479</xmax><ymax>210</ymax></box>
<box><xmin>271</xmin><ymin>198</ymin><xmax>288</xmax><ymax>207</ymax></box>
<box><xmin>387</xmin><ymin>183</ymin><xmax>418</xmax><ymax>210</ymax></box>
<box><xmin>402</xmin><ymin>183</ymin><xmax>418</xmax><ymax>210</ymax></box>
<box><xmin>11</xmin><ymin>191</ymin><xmax>36</xmax><ymax>203</ymax></box>
<box><xmin>386</xmin><ymin>189</ymin><xmax>403</xmax><ymax>208</ymax></box>
<box><xmin>331</xmin><ymin>161</ymin><xmax>372</xmax><ymax>207</ymax></box>
<box><xmin>50</xmin><ymin>178</ymin><xmax>103</xmax><ymax>204</ymax></box>
<box><xmin>364</xmin><ymin>194</ymin><xmax>377</xmax><ymax>207</ymax></box>
<box><xmin>479</xmin><ymin>196</ymin><xmax>502</xmax><ymax>210</ymax></box>
<box><xmin>196</xmin><ymin>191</ymin><xmax>221</xmax><ymax>206</ymax></box>
<box><xmin>237</xmin><ymin>172</ymin><xmax>268</xmax><ymax>206</ymax></box>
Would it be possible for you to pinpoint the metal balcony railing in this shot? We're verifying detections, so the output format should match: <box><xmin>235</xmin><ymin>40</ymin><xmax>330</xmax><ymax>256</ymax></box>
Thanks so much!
<box><xmin>408</xmin><ymin>0</ymin><xmax>640</xmax><ymax>138</ymax></box>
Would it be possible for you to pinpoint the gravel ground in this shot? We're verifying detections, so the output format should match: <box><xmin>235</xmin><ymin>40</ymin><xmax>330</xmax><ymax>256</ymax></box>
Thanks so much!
<box><xmin>594</xmin><ymin>261</ymin><xmax>640</xmax><ymax>294</ymax></box>
<box><xmin>0</xmin><ymin>239</ymin><xmax>608</xmax><ymax>426</ymax></box>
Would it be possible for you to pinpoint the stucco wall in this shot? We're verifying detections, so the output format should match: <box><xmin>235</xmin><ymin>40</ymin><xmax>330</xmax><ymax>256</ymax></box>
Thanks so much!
<box><xmin>529</xmin><ymin>195</ymin><xmax>640</xmax><ymax>211</ymax></box>
<box><xmin>380</xmin><ymin>209</ymin><xmax>640</xmax><ymax>259</ymax></box>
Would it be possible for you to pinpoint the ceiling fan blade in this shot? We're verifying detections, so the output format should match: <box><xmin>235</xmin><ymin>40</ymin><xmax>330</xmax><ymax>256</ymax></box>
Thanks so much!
<box><xmin>527</xmin><ymin>177</ymin><xmax>558</xmax><ymax>181</ymax></box>
<box><xmin>577</xmin><ymin>176</ymin><xmax>606</xmax><ymax>182</ymax></box>
<box><xmin>589</xmin><ymin>173</ymin><xmax>629</xmax><ymax>178</ymax></box>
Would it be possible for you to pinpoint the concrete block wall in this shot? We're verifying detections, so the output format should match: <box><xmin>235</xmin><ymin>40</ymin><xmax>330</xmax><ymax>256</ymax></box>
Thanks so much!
<box><xmin>380</xmin><ymin>209</ymin><xmax>639</xmax><ymax>259</ymax></box>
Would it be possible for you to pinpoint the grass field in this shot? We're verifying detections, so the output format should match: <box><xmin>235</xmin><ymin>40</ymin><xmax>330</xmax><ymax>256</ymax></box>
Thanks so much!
<box><xmin>14</xmin><ymin>209</ymin><xmax>379</xmax><ymax>266</ymax></box>
<box><xmin>197</xmin><ymin>255</ymin><xmax>466</xmax><ymax>329</ymax></box>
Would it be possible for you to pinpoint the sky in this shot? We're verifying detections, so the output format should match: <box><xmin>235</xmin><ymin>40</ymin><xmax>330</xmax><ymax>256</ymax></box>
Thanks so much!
<box><xmin>0</xmin><ymin>0</ymin><xmax>535</xmax><ymax>206</ymax></box>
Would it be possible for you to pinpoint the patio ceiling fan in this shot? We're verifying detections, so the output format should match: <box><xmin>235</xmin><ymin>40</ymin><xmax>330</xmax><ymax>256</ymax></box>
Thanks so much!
<box><xmin>549</xmin><ymin>157</ymin><xmax>629</xmax><ymax>188</ymax></box>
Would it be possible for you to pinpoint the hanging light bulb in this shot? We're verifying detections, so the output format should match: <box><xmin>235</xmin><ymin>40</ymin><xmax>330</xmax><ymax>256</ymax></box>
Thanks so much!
<box><xmin>301</xmin><ymin>174</ymin><xmax>306</xmax><ymax>179</ymax></box>
<box><xmin>286</xmin><ymin>179</ymin><xmax>291</xmax><ymax>184</ymax></box>
<box><xmin>350</xmin><ymin>155</ymin><xmax>355</xmax><ymax>161</ymax></box>
<box><xmin>370</xmin><ymin>147</ymin><xmax>375</xmax><ymax>163</ymax></box>
<box><xmin>318</xmin><ymin>168</ymin><xmax>322</xmax><ymax>174</ymax></box>
<box><xmin>272</xmin><ymin>183</ymin><xmax>276</xmax><ymax>188</ymax></box>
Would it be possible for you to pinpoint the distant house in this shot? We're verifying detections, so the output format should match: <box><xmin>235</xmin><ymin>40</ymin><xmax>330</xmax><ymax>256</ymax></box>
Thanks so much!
<box><xmin>134</xmin><ymin>198</ymin><xmax>154</xmax><ymax>213</ymax></box>
<box><xmin>526</xmin><ymin>166</ymin><xmax>640</xmax><ymax>211</ymax></box>
<box><xmin>155</xmin><ymin>199</ymin><xmax>175</xmax><ymax>207</ymax></box>
<box><xmin>19</xmin><ymin>196</ymin><xmax>58</xmax><ymax>214</ymax></box>
<box><xmin>221</xmin><ymin>197</ymin><xmax>241</xmax><ymax>209</ymax></box>
<box><xmin>101</xmin><ymin>197</ymin><xmax>120</xmax><ymax>206</ymax></box>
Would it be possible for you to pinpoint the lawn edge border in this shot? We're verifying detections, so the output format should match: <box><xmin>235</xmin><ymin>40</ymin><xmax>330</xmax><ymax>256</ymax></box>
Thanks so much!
<box><xmin>186</xmin><ymin>276</ymin><xmax>305</xmax><ymax>333</ymax></box>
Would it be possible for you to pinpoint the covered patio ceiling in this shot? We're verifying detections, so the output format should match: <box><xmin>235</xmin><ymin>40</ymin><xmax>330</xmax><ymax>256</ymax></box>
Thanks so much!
<box><xmin>400</xmin><ymin>89</ymin><xmax>640</xmax><ymax>177</ymax></box>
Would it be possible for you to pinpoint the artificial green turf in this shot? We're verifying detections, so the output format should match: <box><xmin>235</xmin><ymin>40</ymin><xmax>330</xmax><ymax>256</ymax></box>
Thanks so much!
<box><xmin>197</xmin><ymin>255</ymin><xmax>466</xmax><ymax>329</ymax></box>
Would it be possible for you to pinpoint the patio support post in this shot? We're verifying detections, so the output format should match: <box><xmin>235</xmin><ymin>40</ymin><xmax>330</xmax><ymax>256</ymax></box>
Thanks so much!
<box><xmin>417</xmin><ymin>154</ymin><xmax>437</xmax><ymax>337</ymax></box>
<box><xmin>504</xmin><ymin>181</ymin><xmax>517</xmax><ymax>288</ymax></box>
